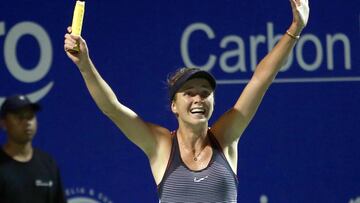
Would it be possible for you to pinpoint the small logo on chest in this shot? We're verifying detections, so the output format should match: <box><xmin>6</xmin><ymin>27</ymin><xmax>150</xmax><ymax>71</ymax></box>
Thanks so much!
<box><xmin>193</xmin><ymin>176</ymin><xmax>209</xmax><ymax>183</ymax></box>
<box><xmin>35</xmin><ymin>180</ymin><xmax>53</xmax><ymax>187</ymax></box>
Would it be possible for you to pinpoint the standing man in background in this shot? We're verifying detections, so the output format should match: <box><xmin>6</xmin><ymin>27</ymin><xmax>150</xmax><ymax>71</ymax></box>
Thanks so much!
<box><xmin>0</xmin><ymin>95</ymin><xmax>66</xmax><ymax>203</ymax></box>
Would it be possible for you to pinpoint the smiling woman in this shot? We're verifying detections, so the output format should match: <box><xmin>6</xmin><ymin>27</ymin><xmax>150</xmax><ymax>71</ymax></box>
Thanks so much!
<box><xmin>167</xmin><ymin>68</ymin><xmax>216</xmax><ymax>123</ymax></box>
<box><xmin>64</xmin><ymin>0</ymin><xmax>310</xmax><ymax>202</ymax></box>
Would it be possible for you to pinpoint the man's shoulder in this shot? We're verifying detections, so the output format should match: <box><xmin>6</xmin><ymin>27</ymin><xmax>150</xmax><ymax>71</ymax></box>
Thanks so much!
<box><xmin>0</xmin><ymin>148</ymin><xmax>11</xmax><ymax>163</ymax></box>
<box><xmin>33</xmin><ymin>148</ymin><xmax>58</xmax><ymax>165</ymax></box>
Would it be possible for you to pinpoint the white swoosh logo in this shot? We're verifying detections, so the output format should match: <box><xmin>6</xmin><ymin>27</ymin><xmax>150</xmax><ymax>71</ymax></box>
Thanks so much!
<box><xmin>0</xmin><ymin>81</ymin><xmax>54</xmax><ymax>105</ymax></box>
<box><xmin>194</xmin><ymin>175</ymin><xmax>208</xmax><ymax>183</ymax></box>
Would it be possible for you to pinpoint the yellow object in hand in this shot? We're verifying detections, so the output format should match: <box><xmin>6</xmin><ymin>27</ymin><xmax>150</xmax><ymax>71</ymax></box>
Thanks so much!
<box><xmin>71</xmin><ymin>1</ymin><xmax>85</xmax><ymax>51</ymax></box>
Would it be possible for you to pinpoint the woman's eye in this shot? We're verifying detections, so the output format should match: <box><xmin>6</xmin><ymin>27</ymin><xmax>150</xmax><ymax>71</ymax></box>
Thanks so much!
<box><xmin>185</xmin><ymin>91</ymin><xmax>195</xmax><ymax>96</ymax></box>
<box><xmin>201</xmin><ymin>91</ymin><xmax>210</xmax><ymax>98</ymax></box>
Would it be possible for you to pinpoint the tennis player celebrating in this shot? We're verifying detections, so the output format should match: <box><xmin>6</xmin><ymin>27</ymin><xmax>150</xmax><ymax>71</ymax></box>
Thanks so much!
<box><xmin>64</xmin><ymin>0</ymin><xmax>309</xmax><ymax>202</ymax></box>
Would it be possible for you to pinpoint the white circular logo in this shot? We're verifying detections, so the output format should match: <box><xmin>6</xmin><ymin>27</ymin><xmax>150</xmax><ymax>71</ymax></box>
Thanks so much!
<box><xmin>0</xmin><ymin>21</ymin><xmax>54</xmax><ymax>105</ymax></box>
<box><xmin>68</xmin><ymin>197</ymin><xmax>100</xmax><ymax>203</ymax></box>
<box><xmin>66</xmin><ymin>187</ymin><xmax>113</xmax><ymax>203</ymax></box>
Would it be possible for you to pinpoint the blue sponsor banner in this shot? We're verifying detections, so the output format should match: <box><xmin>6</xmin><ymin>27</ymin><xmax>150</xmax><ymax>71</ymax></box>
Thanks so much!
<box><xmin>0</xmin><ymin>0</ymin><xmax>359</xmax><ymax>202</ymax></box>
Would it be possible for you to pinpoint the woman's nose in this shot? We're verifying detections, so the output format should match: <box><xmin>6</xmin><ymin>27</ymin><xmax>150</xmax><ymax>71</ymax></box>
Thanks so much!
<box><xmin>192</xmin><ymin>94</ymin><xmax>203</xmax><ymax>102</ymax></box>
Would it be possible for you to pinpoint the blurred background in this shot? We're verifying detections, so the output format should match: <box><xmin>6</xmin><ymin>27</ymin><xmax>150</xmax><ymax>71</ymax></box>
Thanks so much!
<box><xmin>0</xmin><ymin>0</ymin><xmax>359</xmax><ymax>202</ymax></box>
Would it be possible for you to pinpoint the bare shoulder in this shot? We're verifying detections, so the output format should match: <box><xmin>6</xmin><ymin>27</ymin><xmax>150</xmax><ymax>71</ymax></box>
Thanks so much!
<box><xmin>145</xmin><ymin>123</ymin><xmax>174</xmax><ymax>184</ymax></box>
<box><xmin>145</xmin><ymin>122</ymin><xmax>173</xmax><ymax>140</ymax></box>
<box><xmin>145</xmin><ymin>122</ymin><xmax>173</xmax><ymax>156</ymax></box>
<box><xmin>211</xmin><ymin>108</ymin><xmax>245</xmax><ymax>146</ymax></box>
<box><xmin>209</xmin><ymin>124</ymin><xmax>239</xmax><ymax>174</ymax></box>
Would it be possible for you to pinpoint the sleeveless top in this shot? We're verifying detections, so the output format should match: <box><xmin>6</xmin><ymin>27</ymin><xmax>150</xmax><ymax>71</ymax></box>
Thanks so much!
<box><xmin>158</xmin><ymin>130</ymin><xmax>238</xmax><ymax>203</ymax></box>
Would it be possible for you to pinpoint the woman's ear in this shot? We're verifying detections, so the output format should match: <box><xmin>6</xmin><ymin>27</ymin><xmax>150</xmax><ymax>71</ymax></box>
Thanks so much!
<box><xmin>171</xmin><ymin>100</ymin><xmax>177</xmax><ymax>114</ymax></box>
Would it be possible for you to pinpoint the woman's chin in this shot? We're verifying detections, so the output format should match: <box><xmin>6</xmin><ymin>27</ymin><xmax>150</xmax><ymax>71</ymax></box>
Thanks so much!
<box><xmin>190</xmin><ymin>115</ymin><xmax>208</xmax><ymax>124</ymax></box>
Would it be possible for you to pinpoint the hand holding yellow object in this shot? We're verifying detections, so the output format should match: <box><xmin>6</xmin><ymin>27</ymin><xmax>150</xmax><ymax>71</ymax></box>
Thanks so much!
<box><xmin>70</xmin><ymin>0</ymin><xmax>85</xmax><ymax>52</ymax></box>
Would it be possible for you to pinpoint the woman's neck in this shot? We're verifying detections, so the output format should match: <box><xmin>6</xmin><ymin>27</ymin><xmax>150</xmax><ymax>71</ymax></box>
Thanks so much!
<box><xmin>177</xmin><ymin>122</ymin><xmax>208</xmax><ymax>149</ymax></box>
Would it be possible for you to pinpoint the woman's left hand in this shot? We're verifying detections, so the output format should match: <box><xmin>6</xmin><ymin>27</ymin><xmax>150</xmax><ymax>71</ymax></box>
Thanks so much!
<box><xmin>290</xmin><ymin>0</ymin><xmax>310</xmax><ymax>31</ymax></box>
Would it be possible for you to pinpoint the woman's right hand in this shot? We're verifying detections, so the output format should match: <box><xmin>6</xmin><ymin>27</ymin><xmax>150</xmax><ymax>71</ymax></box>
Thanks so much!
<box><xmin>64</xmin><ymin>26</ymin><xmax>90</xmax><ymax>69</ymax></box>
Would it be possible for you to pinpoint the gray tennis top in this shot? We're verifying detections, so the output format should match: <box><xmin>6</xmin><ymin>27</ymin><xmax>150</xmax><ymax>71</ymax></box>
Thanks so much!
<box><xmin>158</xmin><ymin>131</ymin><xmax>238</xmax><ymax>203</ymax></box>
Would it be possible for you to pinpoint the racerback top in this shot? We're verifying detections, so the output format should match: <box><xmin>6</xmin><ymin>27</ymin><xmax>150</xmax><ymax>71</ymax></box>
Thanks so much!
<box><xmin>157</xmin><ymin>130</ymin><xmax>238</xmax><ymax>203</ymax></box>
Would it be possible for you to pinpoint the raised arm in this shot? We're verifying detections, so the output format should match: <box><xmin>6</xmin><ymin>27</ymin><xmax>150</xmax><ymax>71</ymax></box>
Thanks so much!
<box><xmin>63</xmin><ymin>28</ymin><xmax>171</xmax><ymax>159</ymax></box>
<box><xmin>212</xmin><ymin>0</ymin><xmax>309</xmax><ymax>155</ymax></box>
